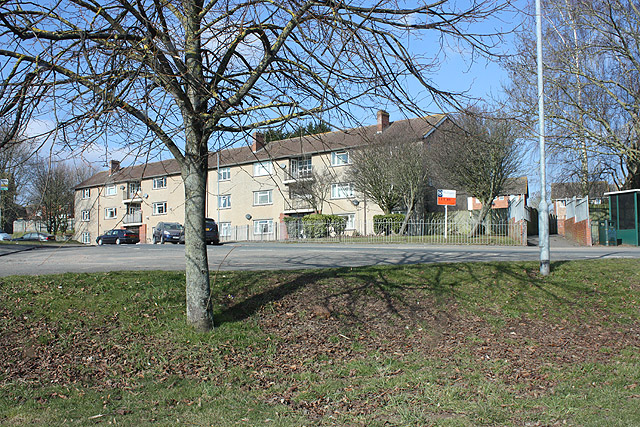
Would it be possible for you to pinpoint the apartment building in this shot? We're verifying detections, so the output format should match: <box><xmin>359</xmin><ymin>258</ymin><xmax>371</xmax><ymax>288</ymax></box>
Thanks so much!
<box><xmin>74</xmin><ymin>111</ymin><xmax>448</xmax><ymax>244</ymax></box>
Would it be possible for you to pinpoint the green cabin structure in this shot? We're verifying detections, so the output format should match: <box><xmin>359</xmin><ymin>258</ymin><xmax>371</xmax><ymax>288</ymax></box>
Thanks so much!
<box><xmin>605</xmin><ymin>189</ymin><xmax>640</xmax><ymax>246</ymax></box>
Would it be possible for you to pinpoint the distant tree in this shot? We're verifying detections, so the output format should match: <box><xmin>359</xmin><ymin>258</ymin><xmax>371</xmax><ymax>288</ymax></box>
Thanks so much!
<box><xmin>432</xmin><ymin>108</ymin><xmax>521</xmax><ymax>236</ymax></box>
<box><xmin>30</xmin><ymin>160</ymin><xmax>76</xmax><ymax>235</ymax></box>
<box><xmin>349</xmin><ymin>133</ymin><xmax>430</xmax><ymax>233</ymax></box>
<box><xmin>0</xmin><ymin>128</ymin><xmax>33</xmax><ymax>232</ymax></box>
<box><xmin>504</xmin><ymin>0</ymin><xmax>640</xmax><ymax>190</ymax></box>
<box><xmin>286</xmin><ymin>169</ymin><xmax>335</xmax><ymax>214</ymax></box>
<box><xmin>265</xmin><ymin>121</ymin><xmax>332</xmax><ymax>143</ymax></box>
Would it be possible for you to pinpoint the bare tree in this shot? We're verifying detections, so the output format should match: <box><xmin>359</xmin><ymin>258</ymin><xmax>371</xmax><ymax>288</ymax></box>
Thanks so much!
<box><xmin>287</xmin><ymin>169</ymin><xmax>334</xmax><ymax>214</ymax></box>
<box><xmin>504</xmin><ymin>0</ymin><xmax>640</xmax><ymax>191</ymax></box>
<box><xmin>432</xmin><ymin>108</ymin><xmax>521</xmax><ymax>235</ymax></box>
<box><xmin>348</xmin><ymin>140</ymin><xmax>403</xmax><ymax>215</ymax></box>
<box><xmin>0</xmin><ymin>0</ymin><xmax>507</xmax><ymax>330</ymax></box>
<box><xmin>29</xmin><ymin>159</ymin><xmax>76</xmax><ymax>236</ymax></box>
<box><xmin>0</xmin><ymin>127</ymin><xmax>34</xmax><ymax>232</ymax></box>
<box><xmin>349</xmin><ymin>130</ymin><xmax>430</xmax><ymax>233</ymax></box>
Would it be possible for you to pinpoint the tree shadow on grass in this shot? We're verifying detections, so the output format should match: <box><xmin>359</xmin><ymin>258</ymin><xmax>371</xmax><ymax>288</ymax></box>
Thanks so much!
<box><xmin>213</xmin><ymin>260</ymin><xmax>588</xmax><ymax>328</ymax></box>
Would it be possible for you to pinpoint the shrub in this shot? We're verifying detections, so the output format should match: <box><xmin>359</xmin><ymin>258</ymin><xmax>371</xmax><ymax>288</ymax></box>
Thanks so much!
<box><xmin>373</xmin><ymin>213</ymin><xmax>405</xmax><ymax>235</ymax></box>
<box><xmin>302</xmin><ymin>214</ymin><xmax>347</xmax><ymax>238</ymax></box>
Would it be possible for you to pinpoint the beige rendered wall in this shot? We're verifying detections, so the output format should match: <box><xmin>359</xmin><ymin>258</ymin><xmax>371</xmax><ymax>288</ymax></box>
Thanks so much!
<box><xmin>75</xmin><ymin>148</ymin><xmax>388</xmax><ymax>244</ymax></box>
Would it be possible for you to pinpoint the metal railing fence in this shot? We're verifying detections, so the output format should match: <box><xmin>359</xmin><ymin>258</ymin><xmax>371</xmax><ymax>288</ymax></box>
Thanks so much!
<box><xmin>219</xmin><ymin>218</ymin><xmax>527</xmax><ymax>246</ymax></box>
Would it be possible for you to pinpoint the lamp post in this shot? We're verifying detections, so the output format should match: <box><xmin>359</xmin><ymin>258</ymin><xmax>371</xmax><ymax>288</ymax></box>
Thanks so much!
<box><xmin>536</xmin><ymin>0</ymin><xmax>550</xmax><ymax>275</ymax></box>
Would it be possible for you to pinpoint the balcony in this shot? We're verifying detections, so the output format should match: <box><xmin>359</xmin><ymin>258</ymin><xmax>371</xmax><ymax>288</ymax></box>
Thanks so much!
<box><xmin>283</xmin><ymin>165</ymin><xmax>314</xmax><ymax>184</ymax></box>
<box><xmin>283</xmin><ymin>198</ymin><xmax>315</xmax><ymax>214</ymax></box>
<box><xmin>123</xmin><ymin>212</ymin><xmax>143</xmax><ymax>225</ymax></box>
<box><xmin>122</xmin><ymin>183</ymin><xmax>143</xmax><ymax>203</ymax></box>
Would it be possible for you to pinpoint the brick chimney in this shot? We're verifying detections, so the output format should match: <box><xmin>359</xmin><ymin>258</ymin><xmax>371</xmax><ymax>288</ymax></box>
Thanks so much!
<box><xmin>109</xmin><ymin>160</ymin><xmax>121</xmax><ymax>175</ymax></box>
<box><xmin>252</xmin><ymin>131</ymin><xmax>265</xmax><ymax>152</ymax></box>
<box><xmin>377</xmin><ymin>110</ymin><xmax>389</xmax><ymax>133</ymax></box>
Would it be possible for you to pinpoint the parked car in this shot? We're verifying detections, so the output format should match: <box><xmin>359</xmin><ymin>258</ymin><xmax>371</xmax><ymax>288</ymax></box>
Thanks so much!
<box><xmin>0</xmin><ymin>230</ymin><xmax>11</xmax><ymax>241</ymax></box>
<box><xmin>153</xmin><ymin>222</ymin><xmax>184</xmax><ymax>244</ymax></box>
<box><xmin>13</xmin><ymin>232</ymin><xmax>55</xmax><ymax>242</ymax></box>
<box><xmin>178</xmin><ymin>218</ymin><xmax>220</xmax><ymax>245</ymax></box>
<box><xmin>96</xmin><ymin>229</ymin><xmax>139</xmax><ymax>245</ymax></box>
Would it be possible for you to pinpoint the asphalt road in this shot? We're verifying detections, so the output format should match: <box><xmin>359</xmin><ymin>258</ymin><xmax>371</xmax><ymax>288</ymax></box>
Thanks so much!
<box><xmin>1</xmin><ymin>240</ymin><xmax>639</xmax><ymax>277</ymax></box>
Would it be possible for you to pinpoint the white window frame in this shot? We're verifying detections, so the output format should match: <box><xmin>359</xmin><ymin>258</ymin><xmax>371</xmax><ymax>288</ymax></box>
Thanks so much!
<box><xmin>253</xmin><ymin>219</ymin><xmax>273</xmax><ymax>235</ymax></box>
<box><xmin>253</xmin><ymin>189</ymin><xmax>273</xmax><ymax>206</ymax></box>
<box><xmin>153</xmin><ymin>201</ymin><xmax>167</xmax><ymax>215</ymax></box>
<box><xmin>218</xmin><ymin>194</ymin><xmax>231</xmax><ymax>209</ymax></box>
<box><xmin>253</xmin><ymin>161</ymin><xmax>273</xmax><ymax>177</ymax></box>
<box><xmin>331</xmin><ymin>150</ymin><xmax>350</xmax><ymax>167</ymax></box>
<box><xmin>81</xmin><ymin>210</ymin><xmax>90</xmax><ymax>222</ymax></box>
<box><xmin>105</xmin><ymin>184</ymin><xmax>117</xmax><ymax>196</ymax></box>
<box><xmin>104</xmin><ymin>207</ymin><xmax>117</xmax><ymax>219</ymax></box>
<box><xmin>81</xmin><ymin>188</ymin><xmax>90</xmax><ymax>199</ymax></box>
<box><xmin>153</xmin><ymin>176</ymin><xmax>167</xmax><ymax>190</ymax></box>
<box><xmin>81</xmin><ymin>232</ymin><xmax>91</xmax><ymax>244</ymax></box>
<box><xmin>219</xmin><ymin>222</ymin><xmax>231</xmax><ymax>237</ymax></box>
<box><xmin>218</xmin><ymin>167</ymin><xmax>231</xmax><ymax>181</ymax></box>
<box><xmin>331</xmin><ymin>183</ymin><xmax>354</xmax><ymax>199</ymax></box>
<box><xmin>338</xmin><ymin>213</ymin><xmax>356</xmax><ymax>230</ymax></box>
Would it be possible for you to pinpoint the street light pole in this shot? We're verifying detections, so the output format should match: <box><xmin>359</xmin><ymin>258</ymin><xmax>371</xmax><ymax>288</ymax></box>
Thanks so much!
<box><xmin>536</xmin><ymin>0</ymin><xmax>550</xmax><ymax>275</ymax></box>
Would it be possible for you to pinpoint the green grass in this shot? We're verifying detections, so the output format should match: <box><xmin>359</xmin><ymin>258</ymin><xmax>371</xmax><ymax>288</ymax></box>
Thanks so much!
<box><xmin>1</xmin><ymin>259</ymin><xmax>640</xmax><ymax>426</ymax></box>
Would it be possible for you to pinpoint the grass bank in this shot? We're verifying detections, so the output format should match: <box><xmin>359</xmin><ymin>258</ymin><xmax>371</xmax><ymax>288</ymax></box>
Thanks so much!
<box><xmin>1</xmin><ymin>259</ymin><xmax>639</xmax><ymax>426</ymax></box>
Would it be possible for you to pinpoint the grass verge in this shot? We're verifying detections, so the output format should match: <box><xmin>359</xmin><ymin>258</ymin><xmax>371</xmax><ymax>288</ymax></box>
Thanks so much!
<box><xmin>1</xmin><ymin>259</ymin><xmax>639</xmax><ymax>426</ymax></box>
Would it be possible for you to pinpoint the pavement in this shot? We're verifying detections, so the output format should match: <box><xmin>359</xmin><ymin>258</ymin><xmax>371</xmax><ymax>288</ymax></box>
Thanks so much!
<box><xmin>527</xmin><ymin>234</ymin><xmax>581</xmax><ymax>248</ymax></box>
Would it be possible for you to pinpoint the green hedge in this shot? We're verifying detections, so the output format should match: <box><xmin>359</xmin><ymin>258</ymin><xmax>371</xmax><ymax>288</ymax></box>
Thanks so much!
<box><xmin>301</xmin><ymin>214</ymin><xmax>347</xmax><ymax>238</ymax></box>
<box><xmin>373</xmin><ymin>213</ymin><xmax>406</xmax><ymax>235</ymax></box>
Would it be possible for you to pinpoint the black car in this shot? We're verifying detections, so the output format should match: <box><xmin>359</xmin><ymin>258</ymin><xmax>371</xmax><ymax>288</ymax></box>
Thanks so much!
<box><xmin>178</xmin><ymin>218</ymin><xmax>220</xmax><ymax>245</ymax></box>
<box><xmin>96</xmin><ymin>229</ymin><xmax>139</xmax><ymax>245</ymax></box>
<box><xmin>153</xmin><ymin>222</ymin><xmax>183</xmax><ymax>244</ymax></box>
<box><xmin>13</xmin><ymin>232</ymin><xmax>55</xmax><ymax>242</ymax></box>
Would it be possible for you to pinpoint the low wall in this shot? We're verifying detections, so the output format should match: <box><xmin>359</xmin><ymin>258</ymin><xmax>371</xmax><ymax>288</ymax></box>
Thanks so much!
<box><xmin>564</xmin><ymin>217</ymin><xmax>592</xmax><ymax>246</ymax></box>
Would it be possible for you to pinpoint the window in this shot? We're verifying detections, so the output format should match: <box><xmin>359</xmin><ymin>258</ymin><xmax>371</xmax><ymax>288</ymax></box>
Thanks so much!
<box><xmin>219</xmin><ymin>222</ymin><xmax>231</xmax><ymax>237</ymax></box>
<box><xmin>153</xmin><ymin>176</ymin><xmax>167</xmax><ymax>189</ymax></box>
<box><xmin>331</xmin><ymin>183</ymin><xmax>354</xmax><ymax>199</ymax></box>
<box><xmin>81</xmin><ymin>188</ymin><xmax>90</xmax><ymax>199</ymax></box>
<box><xmin>253</xmin><ymin>161</ymin><xmax>273</xmax><ymax>177</ymax></box>
<box><xmin>104</xmin><ymin>207</ymin><xmax>117</xmax><ymax>219</ymax></box>
<box><xmin>291</xmin><ymin>157</ymin><xmax>312</xmax><ymax>178</ymax></box>
<box><xmin>254</xmin><ymin>189</ymin><xmax>273</xmax><ymax>205</ymax></box>
<box><xmin>218</xmin><ymin>194</ymin><xmax>231</xmax><ymax>209</ymax></box>
<box><xmin>331</xmin><ymin>150</ymin><xmax>350</xmax><ymax>166</ymax></box>
<box><xmin>218</xmin><ymin>167</ymin><xmax>231</xmax><ymax>181</ymax></box>
<box><xmin>81</xmin><ymin>210</ymin><xmax>90</xmax><ymax>221</ymax></box>
<box><xmin>105</xmin><ymin>185</ymin><xmax>117</xmax><ymax>196</ymax></box>
<box><xmin>338</xmin><ymin>213</ymin><xmax>356</xmax><ymax>230</ymax></box>
<box><xmin>253</xmin><ymin>219</ymin><xmax>273</xmax><ymax>235</ymax></box>
<box><xmin>81</xmin><ymin>232</ymin><xmax>91</xmax><ymax>244</ymax></box>
<box><xmin>153</xmin><ymin>201</ymin><xmax>167</xmax><ymax>215</ymax></box>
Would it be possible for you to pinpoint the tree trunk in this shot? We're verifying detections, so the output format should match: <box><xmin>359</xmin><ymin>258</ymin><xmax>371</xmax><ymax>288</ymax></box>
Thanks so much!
<box><xmin>399</xmin><ymin>200</ymin><xmax>414</xmax><ymax>235</ymax></box>
<box><xmin>182</xmin><ymin>148</ymin><xmax>213</xmax><ymax>331</ymax></box>
<box><xmin>470</xmin><ymin>201</ymin><xmax>492</xmax><ymax>237</ymax></box>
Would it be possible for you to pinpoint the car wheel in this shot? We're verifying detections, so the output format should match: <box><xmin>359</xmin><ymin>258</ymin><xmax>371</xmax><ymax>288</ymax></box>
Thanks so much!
<box><xmin>98</xmin><ymin>239</ymin><xmax>103</xmax><ymax>246</ymax></box>
<box><xmin>116</xmin><ymin>238</ymin><xmax>121</xmax><ymax>245</ymax></box>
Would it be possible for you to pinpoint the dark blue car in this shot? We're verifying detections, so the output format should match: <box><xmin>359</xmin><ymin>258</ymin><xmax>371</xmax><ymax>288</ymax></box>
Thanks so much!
<box><xmin>96</xmin><ymin>229</ymin><xmax>139</xmax><ymax>245</ymax></box>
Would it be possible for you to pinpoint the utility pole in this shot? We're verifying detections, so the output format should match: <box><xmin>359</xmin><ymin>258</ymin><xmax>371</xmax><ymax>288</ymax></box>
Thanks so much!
<box><xmin>536</xmin><ymin>0</ymin><xmax>550</xmax><ymax>275</ymax></box>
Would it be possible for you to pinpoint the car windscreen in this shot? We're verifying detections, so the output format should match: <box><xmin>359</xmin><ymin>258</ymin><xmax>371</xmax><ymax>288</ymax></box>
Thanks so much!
<box><xmin>165</xmin><ymin>224</ymin><xmax>183</xmax><ymax>231</ymax></box>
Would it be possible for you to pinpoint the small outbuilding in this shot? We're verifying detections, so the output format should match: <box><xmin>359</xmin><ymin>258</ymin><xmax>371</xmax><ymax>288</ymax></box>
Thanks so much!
<box><xmin>604</xmin><ymin>189</ymin><xmax>640</xmax><ymax>246</ymax></box>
